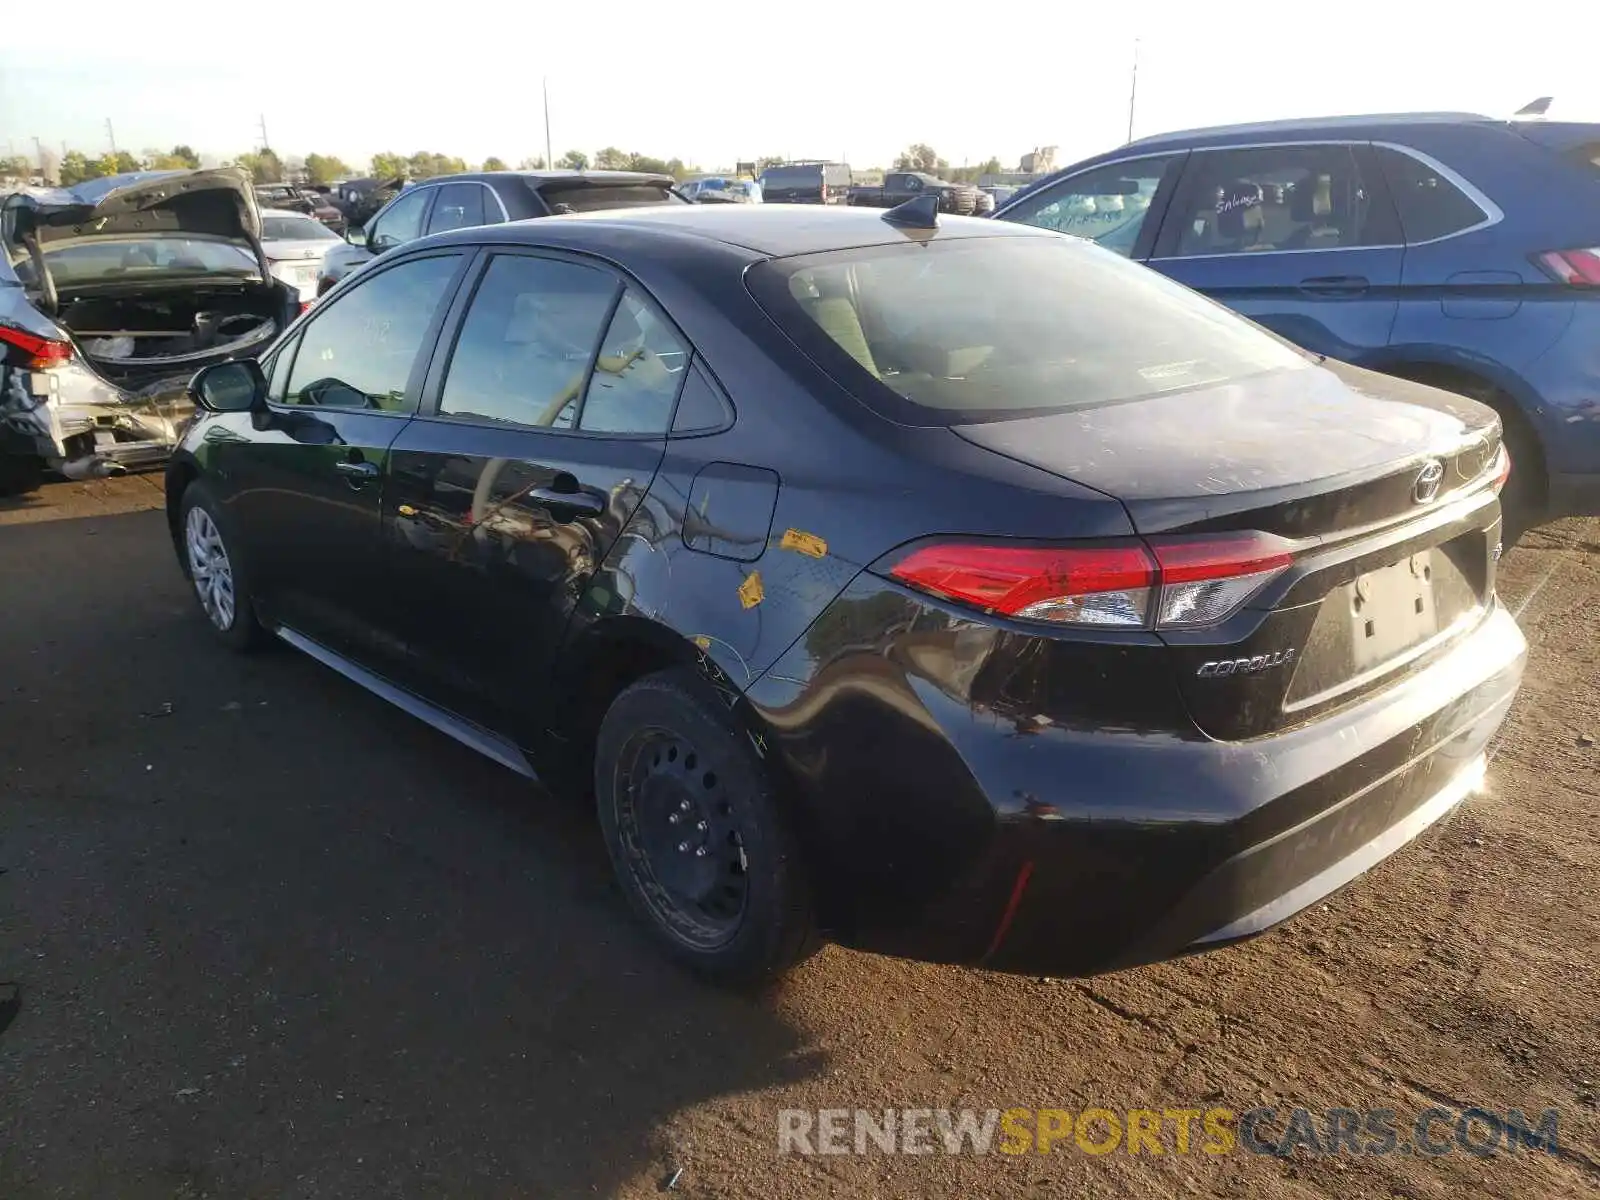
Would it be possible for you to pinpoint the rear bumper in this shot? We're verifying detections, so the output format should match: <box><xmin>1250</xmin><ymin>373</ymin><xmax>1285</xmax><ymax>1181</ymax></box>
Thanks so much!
<box><xmin>754</xmin><ymin>595</ymin><xmax>1525</xmax><ymax>977</ymax></box>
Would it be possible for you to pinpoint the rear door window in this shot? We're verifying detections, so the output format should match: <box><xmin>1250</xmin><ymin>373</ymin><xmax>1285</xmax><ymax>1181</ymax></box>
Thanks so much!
<box><xmin>999</xmin><ymin>156</ymin><xmax>1179</xmax><ymax>257</ymax></box>
<box><xmin>1161</xmin><ymin>144</ymin><xmax>1382</xmax><ymax>257</ymax></box>
<box><xmin>425</xmin><ymin>183</ymin><xmax>488</xmax><ymax>235</ymax></box>
<box><xmin>1373</xmin><ymin>146</ymin><xmax>1490</xmax><ymax>242</ymax></box>
<box><xmin>578</xmin><ymin>288</ymin><xmax>689</xmax><ymax>434</ymax></box>
<box><xmin>283</xmin><ymin>253</ymin><xmax>462</xmax><ymax>411</ymax></box>
<box><xmin>437</xmin><ymin>253</ymin><xmax>619</xmax><ymax>429</ymax></box>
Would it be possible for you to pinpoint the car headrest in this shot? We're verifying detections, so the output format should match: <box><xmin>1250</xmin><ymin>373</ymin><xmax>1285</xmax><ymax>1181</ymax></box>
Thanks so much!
<box><xmin>1215</xmin><ymin>183</ymin><xmax>1264</xmax><ymax>240</ymax></box>
<box><xmin>1290</xmin><ymin>174</ymin><xmax>1335</xmax><ymax>222</ymax></box>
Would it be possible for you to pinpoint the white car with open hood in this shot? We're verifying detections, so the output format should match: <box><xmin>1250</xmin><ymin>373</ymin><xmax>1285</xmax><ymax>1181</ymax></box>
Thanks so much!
<box><xmin>0</xmin><ymin>167</ymin><xmax>298</xmax><ymax>491</ymax></box>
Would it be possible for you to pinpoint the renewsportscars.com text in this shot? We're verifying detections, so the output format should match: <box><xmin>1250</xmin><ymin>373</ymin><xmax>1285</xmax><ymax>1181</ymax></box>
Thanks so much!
<box><xmin>777</xmin><ymin>1105</ymin><xmax>1562</xmax><ymax>1158</ymax></box>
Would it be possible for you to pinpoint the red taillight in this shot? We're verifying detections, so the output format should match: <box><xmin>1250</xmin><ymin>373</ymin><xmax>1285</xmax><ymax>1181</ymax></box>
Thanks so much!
<box><xmin>889</xmin><ymin>541</ymin><xmax>1157</xmax><ymax>626</ymax></box>
<box><xmin>884</xmin><ymin>532</ymin><xmax>1296</xmax><ymax>630</ymax></box>
<box><xmin>1535</xmin><ymin>248</ymin><xmax>1600</xmax><ymax>286</ymax></box>
<box><xmin>0</xmin><ymin>325</ymin><xmax>72</xmax><ymax>370</ymax></box>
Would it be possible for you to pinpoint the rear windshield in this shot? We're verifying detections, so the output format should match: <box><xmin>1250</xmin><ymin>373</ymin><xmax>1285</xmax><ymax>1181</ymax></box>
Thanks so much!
<box><xmin>262</xmin><ymin>215</ymin><xmax>339</xmax><ymax>241</ymax></box>
<box><xmin>760</xmin><ymin>166</ymin><xmax>822</xmax><ymax>188</ymax></box>
<box><xmin>746</xmin><ymin>235</ymin><xmax>1311</xmax><ymax>425</ymax></box>
<box><xmin>540</xmin><ymin>184</ymin><xmax>684</xmax><ymax>214</ymax></box>
<box><xmin>21</xmin><ymin>237</ymin><xmax>257</xmax><ymax>287</ymax></box>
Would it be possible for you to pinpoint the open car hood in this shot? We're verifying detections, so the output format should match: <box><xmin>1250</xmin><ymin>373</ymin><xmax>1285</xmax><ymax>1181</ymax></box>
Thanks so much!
<box><xmin>2</xmin><ymin>167</ymin><xmax>270</xmax><ymax>281</ymax></box>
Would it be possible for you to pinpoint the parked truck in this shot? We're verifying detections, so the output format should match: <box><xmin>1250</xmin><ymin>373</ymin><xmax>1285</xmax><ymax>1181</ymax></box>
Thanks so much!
<box><xmin>848</xmin><ymin>171</ymin><xmax>981</xmax><ymax>215</ymax></box>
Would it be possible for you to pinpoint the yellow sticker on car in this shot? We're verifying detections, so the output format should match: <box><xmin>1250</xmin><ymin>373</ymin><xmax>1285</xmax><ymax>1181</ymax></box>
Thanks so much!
<box><xmin>780</xmin><ymin>529</ymin><xmax>828</xmax><ymax>558</ymax></box>
<box><xmin>738</xmin><ymin>572</ymin><xmax>764</xmax><ymax>609</ymax></box>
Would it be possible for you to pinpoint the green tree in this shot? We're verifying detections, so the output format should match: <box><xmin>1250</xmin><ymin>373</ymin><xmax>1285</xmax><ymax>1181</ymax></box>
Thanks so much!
<box><xmin>893</xmin><ymin>144</ymin><xmax>948</xmax><ymax>175</ymax></box>
<box><xmin>171</xmin><ymin>145</ymin><xmax>201</xmax><ymax>169</ymax></box>
<box><xmin>144</xmin><ymin>149</ymin><xmax>192</xmax><ymax>170</ymax></box>
<box><xmin>370</xmin><ymin>151</ymin><xmax>408</xmax><ymax>180</ymax></box>
<box><xmin>405</xmin><ymin>151</ymin><xmax>467</xmax><ymax>179</ymax></box>
<box><xmin>0</xmin><ymin>155</ymin><xmax>32</xmax><ymax>179</ymax></box>
<box><xmin>516</xmin><ymin>156</ymin><xmax>546</xmax><ymax>170</ymax></box>
<box><xmin>235</xmin><ymin>149</ymin><xmax>283</xmax><ymax>183</ymax></box>
<box><xmin>99</xmin><ymin>150</ymin><xmax>143</xmax><ymax>175</ymax></box>
<box><xmin>557</xmin><ymin>150</ymin><xmax>588</xmax><ymax>170</ymax></box>
<box><xmin>593</xmin><ymin>146</ymin><xmax>629</xmax><ymax>170</ymax></box>
<box><xmin>303</xmin><ymin>153</ymin><xmax>351</xmax><ymax>185</ymax></box>
<box><xmin>481</xmin><ymin>156</ymin><xmax>509</xmax><ymax>172</ymax></box>
<box><xmin>58</xmin><ymin>150</ymin><xmax>101</xmax><ymax>185</ymax></box>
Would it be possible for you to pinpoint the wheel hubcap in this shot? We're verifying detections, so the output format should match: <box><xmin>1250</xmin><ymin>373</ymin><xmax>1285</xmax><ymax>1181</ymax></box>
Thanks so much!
<box><xmin>185</xmin><ymin>506</ymin><xmax>236</xmax><ymax>631</ymax></box>
<box><xmin>616</xmin><ymin>730</ymin><xmax>748</xmax><ymax>948</ymax></box>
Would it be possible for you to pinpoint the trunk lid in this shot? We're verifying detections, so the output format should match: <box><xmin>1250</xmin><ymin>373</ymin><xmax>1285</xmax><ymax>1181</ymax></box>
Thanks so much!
<box><xmin>950</xmin><ymin>360</ymin><xmax>1500</xmax><ymax>537</ymax></box>
<box><xmin>1</xmin><ymin>168</ymin><xmax>271</xmax><ymax>295</ymax></box>
<box><xmin>952</xmin><ymin>361</ymin><xmax>1506</xmax><ymax>739</ymax></box>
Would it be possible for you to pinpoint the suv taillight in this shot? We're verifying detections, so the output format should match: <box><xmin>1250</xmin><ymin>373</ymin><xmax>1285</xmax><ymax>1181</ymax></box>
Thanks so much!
<box><xmin>1535</xmin><ymin>248</ymin><xmax>1600</xmax><ymax>286</ymax></box>
<box><xmin>0</xmin><ymin>325</ymin><xmax>72</xmax><ymax>370</ymax></box>
<box><xmin>880</xmin><ymin>532</ymin><xmax>1297</xmax><ymax>631</ymax></box>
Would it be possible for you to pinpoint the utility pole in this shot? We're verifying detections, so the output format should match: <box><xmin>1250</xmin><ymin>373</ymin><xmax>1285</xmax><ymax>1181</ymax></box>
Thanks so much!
<box><xmin>258</xmin><ymin>113</ymin><xmax>271</xmax><ymax>151</ymax></box>
<box><xmin>106</xmin><ymin>118</ymin><xmax>118</xmax><ymax>156</ymax></box>
<box><xmin>543</xmin><ymin>79</ymin><xmax>554</xmax><ymax>170</ymax></box>
<box><xmin>33</xmin><ymin>136</ymin><xmax>45</xmax><ymax>170</ymax></box>
<box><xmin>1125</xmin><ymin>38</ymin><xmax>1140</xmax><ymax>144</ymax></box>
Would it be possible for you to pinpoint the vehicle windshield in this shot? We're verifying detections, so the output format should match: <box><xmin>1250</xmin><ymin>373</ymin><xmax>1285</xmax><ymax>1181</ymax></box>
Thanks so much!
<box><xmin>15</xmin><ymin>237</ymin><xmax>258</xmax><ymax>287</ymax></box>
<box><xmin>262</xmin><ymin>215</ymin><xmax>339</xmax><ymax>241</ymax></box>
<box><xmin>746</xmin><ymin>235</ymin><xmax>1312</xmax><ymax>425</ymax></box>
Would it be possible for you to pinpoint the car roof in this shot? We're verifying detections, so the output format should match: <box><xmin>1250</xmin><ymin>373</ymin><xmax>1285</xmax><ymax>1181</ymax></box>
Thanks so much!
<box><xmin>1122</xmin><ymin>110</ymin><xmax>1498</xmax><ymax>153</ymax></box>
<box><xmin>259</xmin><ymin>207</ymin><xmax>314</xmax><ymax>219</ymax></box>
<box><xmin>553</xmin><ymin>203</ymin><xmax>1062</xmax><ymax>254</ymax></box>
<box><xmin>450</xmin><ymin>204</ymin><xmax>1055</xmax><ymax>258</ymax></box>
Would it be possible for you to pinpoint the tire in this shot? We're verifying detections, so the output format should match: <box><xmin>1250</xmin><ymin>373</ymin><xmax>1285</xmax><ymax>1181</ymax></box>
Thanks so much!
<box><xmin>595</xmin><ymin>669</ymin><xmax>818</xmax><ymax>986</ymax></box>
<box><xmin>178</xmin><ymin>479</ymin><xmax>266</xmax><ymax>651</ymax></box>
<box><xmin>0</xmin><ymin>455</ymin><xmax>45</xmax><ymax>497</ymax></box>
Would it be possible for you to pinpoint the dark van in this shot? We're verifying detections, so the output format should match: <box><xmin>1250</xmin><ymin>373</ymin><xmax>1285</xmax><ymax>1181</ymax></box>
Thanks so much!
<box><xmin>758</xmin><ymin>161</ymin><xmax>853</xmax><ymax>204</ymax></box>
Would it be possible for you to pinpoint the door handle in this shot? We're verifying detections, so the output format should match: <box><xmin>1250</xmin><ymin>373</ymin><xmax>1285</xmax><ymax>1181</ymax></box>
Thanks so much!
<box><xmin>527</xmin><ymin>486</ymin><xmax>604</xmax><ymax>518</ymax></box>
<box><xmin>335</xmin><ymin>458</ymin><xmax>379</xmax><ymax>480</ymax></box>
<box><xmin>1298</xmin><ymin>275</ymin><xmax>1370</xmax><ymax>296</ymax></box>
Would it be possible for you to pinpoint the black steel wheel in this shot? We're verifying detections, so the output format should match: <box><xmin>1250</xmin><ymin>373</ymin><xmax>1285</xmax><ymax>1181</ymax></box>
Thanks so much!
<box><xmin>596</xmin><ymin>669</ymin><xmax>818</xmax><ymax>985</ymax></box>
<box><xmin>614</xmin><ymin>727</ymin><xmax>749</xmax><ymax>949</ymax></box>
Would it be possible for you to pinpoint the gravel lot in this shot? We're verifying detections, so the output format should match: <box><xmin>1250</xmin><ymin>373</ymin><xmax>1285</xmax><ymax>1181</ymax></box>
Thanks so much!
<box><xmin>2</xmin><ymin>474</ymin><xmax>1597</xmax><ymax>1199</ymax></box>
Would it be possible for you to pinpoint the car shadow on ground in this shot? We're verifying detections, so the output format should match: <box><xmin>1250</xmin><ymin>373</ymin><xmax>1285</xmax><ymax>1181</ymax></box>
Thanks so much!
<box><xmin>0</xmin><ymin>508</ymin><xmax>826</xmax><ymax>1197</ymax></box>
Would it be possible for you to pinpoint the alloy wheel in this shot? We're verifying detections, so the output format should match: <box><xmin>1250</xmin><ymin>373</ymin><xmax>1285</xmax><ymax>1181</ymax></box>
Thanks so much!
<box><xmin>185</xmin><ymin>506</ymin><xmax>237</xmax><ymax>631</ymax></box>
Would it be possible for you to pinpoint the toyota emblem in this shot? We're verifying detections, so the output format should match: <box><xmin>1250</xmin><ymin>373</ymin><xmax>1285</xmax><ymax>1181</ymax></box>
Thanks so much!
<box><xmin>1413</xmin><ymin>459</ymin><xmax>1445</xmax><ymax>504</ymax></box>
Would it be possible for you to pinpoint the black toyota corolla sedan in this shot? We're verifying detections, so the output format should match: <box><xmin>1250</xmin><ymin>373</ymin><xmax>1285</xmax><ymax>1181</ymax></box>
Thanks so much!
<box><xmin>165</xmin><ymin>202</ymin><xmax>1525</xmax><ymax>985</ymax></box>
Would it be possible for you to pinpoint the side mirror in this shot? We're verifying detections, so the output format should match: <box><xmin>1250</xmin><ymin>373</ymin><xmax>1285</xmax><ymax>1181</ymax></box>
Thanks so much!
<box><xmin>345</xmin><ymin>225</ymin><xmax>366</xmax><ymax>246</ymax></box>
<box><xmin>190</xmin><ymin>359</ymin><xmax>266</xmax><ymax>413</ymax></box>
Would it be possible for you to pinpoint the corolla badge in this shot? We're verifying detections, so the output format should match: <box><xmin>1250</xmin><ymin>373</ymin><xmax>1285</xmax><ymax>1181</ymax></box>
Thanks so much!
<box><xmin>1413</xmin><ymin>459</ymin><xmax>1445</xmax><ymax>504</ymax></box>
<box><xmin>1196</xmin><ymin>649</ymin><xmax>1296</xmax><ymax>678</ymax></box>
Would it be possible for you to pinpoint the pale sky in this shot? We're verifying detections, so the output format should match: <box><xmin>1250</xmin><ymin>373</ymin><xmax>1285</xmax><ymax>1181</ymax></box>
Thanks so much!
<box><xmin>3</xmin><ymin>3</ymin><xmax>1598</xmax><ymax>175</ymax></box>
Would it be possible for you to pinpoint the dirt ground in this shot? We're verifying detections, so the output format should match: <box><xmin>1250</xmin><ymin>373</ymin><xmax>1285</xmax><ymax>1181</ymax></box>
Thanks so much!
<box><xmin>1</xmin><ymin>474</ymin><xmax>1596</xmax><ymax>1199</ymax></box>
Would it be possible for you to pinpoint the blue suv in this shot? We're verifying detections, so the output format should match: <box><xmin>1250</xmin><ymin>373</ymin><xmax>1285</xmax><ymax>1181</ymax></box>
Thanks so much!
<box><xmin>994</xmin><ymin>113</ymin><xmax>1600</xmax><ymax>536</ymax></box>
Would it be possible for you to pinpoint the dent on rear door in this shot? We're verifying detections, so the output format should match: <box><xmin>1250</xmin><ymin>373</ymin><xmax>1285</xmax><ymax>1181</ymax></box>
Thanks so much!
<box><xmin>560</xmin><ymin>433</ymin><xmax>867</xmax><ymax>707</ymax></box>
